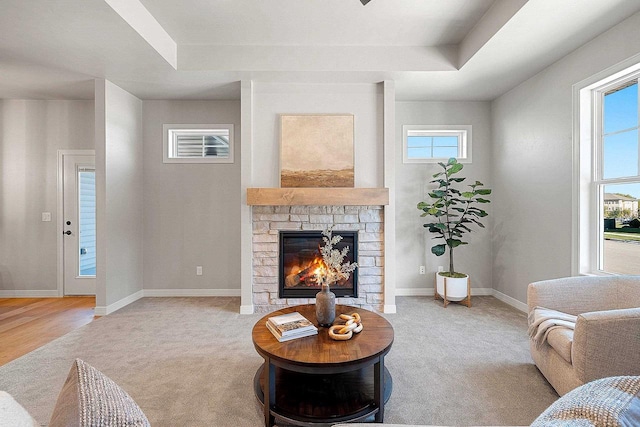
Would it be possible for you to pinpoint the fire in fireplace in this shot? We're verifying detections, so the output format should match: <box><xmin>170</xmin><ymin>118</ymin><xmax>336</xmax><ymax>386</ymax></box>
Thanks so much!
<box><xmin>279</xmin><ymin>231</ymin><xmax>358</xmax><ymax>298</ymax></box>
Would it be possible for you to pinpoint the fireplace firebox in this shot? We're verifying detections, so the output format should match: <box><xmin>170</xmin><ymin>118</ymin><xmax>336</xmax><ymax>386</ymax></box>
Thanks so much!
<box><xmin>279</xmin><ymin>231</ymin><xmax>358</xmax><ymax>299</ymax></box>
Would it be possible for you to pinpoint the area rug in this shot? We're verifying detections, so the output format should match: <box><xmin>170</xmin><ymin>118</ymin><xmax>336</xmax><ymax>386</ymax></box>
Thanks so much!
<box><xmin>0</xmin><ymin>296</ymin><xmax>558</xmax><ymax>426</ymax></box>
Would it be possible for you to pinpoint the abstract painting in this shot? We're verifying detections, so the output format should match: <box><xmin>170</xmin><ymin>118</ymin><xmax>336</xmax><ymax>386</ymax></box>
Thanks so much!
<box><xmin>280</xmin><ymin>114</ymin><xmax>354</xmax><ymax>188</ymax></box>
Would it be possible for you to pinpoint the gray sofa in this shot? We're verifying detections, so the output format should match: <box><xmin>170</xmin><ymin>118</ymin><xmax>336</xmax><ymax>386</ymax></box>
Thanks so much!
<box><xmin>527</xmin><ymin>275</ymin><xmax>640</xmax><ymax>396</ymax></box>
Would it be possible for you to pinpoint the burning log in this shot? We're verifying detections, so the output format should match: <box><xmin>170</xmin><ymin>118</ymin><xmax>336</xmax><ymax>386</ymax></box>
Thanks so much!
<box><xmin>284</xmin><ymin>264</ymin><xmax>318</xmax><ymax>288</ymax></box>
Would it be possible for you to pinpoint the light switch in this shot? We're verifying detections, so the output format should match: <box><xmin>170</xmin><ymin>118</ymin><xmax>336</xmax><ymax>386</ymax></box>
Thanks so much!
<box><xmin>196</xmin><ymin>266</ymin><xmax>203</xmax><ymax>276</ymax></box>
<box><xmin>42</xmin><ymin>212</ymin><xmax>52</xmax><ymax>222</ymax></box>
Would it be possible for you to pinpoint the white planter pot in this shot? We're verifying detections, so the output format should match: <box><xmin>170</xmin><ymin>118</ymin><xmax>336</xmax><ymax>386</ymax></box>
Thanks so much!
<box><xmin>436</xmin><ymin>273</ymin><xmax>469</xmax><ymax>302</ymax></box>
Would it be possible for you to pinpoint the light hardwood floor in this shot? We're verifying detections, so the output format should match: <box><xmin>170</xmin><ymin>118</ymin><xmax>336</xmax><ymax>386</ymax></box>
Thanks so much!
<box><xmin>0</xmin><ymin>297</ymin><xmax>96</xmax><ymax>366</ymax></box>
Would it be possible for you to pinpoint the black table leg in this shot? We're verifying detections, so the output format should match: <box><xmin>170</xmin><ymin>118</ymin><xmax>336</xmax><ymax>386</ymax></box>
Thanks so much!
<box><xmin>263</xmin><ymin>359</ymin><xmax>275</xmax><ymax>427</ymax></box>
<box><xmin>374</xmin><ymin>356</ymin><xmax>384</xmax><ymax>422</ymax></box>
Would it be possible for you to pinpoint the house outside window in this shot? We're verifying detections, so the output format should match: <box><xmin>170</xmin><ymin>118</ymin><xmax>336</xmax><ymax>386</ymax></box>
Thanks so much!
<box><xmin>402</xmin><ymin>125</ymin><xmax>472</xmax><ymax>163</ymax></box>
<box><xmin>163</xmin><ymin>124</ymin><xmax>234</xmax><ymax>164</ymax></box>
<box><xmin>576</xmin><ymin>64</ymin><xmax>640</xmax><ymax>276</ymax></box>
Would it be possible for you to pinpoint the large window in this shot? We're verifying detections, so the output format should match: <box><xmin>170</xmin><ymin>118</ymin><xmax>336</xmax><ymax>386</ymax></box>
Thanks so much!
<box><xmin>402</xmin><ymin>125</ymin><xmax>471</xmax><ymax>163</ymax></box>
<box><xmin>577</xmin><ymin>67</ymin><xmax>640</xmax><ymax>275</ymax></box>
<box><xmin>598</xmin><ymin>80</ymin><xmax>640</xmax><ymax>274</ymax></box>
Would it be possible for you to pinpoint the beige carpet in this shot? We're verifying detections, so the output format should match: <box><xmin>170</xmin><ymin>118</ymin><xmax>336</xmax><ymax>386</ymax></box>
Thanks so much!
<box><xmin>0</xmin><ymin>296</ymin><xmax>558</xmax><ymax>426</ymax></box>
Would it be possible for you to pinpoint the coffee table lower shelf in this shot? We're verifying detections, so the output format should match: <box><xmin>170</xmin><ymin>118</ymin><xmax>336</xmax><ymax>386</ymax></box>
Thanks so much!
<box><xmin>253</xmin><ymin>364</ymin><xmax>392</xmax><ymax>427</ymax></box>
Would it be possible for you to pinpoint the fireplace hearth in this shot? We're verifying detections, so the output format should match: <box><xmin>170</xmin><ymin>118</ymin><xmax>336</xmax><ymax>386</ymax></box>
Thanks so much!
<box><xmin>279</xmin><ymin>231</ymin><xmax>358</xmax><ymax>299</ymax></box>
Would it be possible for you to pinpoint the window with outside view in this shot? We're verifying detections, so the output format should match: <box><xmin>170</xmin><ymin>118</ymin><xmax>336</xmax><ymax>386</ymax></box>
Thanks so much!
<box><xmin>600</xmin><ymin>80</ymin><xmax>640</xmax><ymax>275</ymax></box>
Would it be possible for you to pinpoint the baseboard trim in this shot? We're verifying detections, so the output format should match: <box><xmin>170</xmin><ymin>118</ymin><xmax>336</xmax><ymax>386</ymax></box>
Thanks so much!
<box><xmin>240</xmin><ymin>304</ymin><xmax>254</xmax><ymax>315</ymax></box>
<box><xmin>395</xmin><ymin>287</ymin><xmax>494</xmax><ymax>297</ymax></box>
<box><xmin>0</xmin><ymin>290</ymin><xmax>60</xmax><ymax>297</ymax></box>
<box><xmin>94</xmin><ymin>290</ymin><xmax>144</xmax><ymax>316</ymax></box>
<box><xmin>492</xmin><ymin>289</ymin><xmax>528</xmax><ymax>312</ymax></box>
<box><xmin>143</xmin><ymin>289</ymin><xmax>241</xmax><ymax>297</ymax></box>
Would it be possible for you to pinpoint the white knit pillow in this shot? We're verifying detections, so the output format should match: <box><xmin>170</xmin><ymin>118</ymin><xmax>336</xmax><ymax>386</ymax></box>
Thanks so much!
<box><xmin>531</xmin><ymin>376</ymin><xmax>640</xmax><ymax>426</ymax></box>
<box><xmin>49</xmin><ymin>359</ymin><xmax>150</xmax><ymax>427</ymax></box>
<box><xmin>0</xmin><ymin>391</ymin><xmax>39</xmax><ymax>427</ymax></box>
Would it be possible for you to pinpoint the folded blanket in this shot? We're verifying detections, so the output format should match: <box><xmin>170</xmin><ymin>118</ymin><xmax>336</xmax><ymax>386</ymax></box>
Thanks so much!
<box><xmin>528</xmin><ymin>307</ymin><xmax>577</xmax><ymax>348</ymax></box>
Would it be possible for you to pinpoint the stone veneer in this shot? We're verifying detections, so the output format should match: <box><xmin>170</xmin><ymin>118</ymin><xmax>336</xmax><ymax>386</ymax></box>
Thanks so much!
<box><xmin>252</xmin><ymin>205</ymin><xmax>384</xmax><ymax>313</ymax></box>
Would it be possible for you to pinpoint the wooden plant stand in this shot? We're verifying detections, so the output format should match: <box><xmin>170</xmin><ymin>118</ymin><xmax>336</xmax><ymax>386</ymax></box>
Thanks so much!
<box><xmin>434</xmin><ymin>273</ymin><xmax>471</xmax><ymax>308</ymax></box>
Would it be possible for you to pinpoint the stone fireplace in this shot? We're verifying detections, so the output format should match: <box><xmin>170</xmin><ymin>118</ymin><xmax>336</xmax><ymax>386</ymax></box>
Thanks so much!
<box><xmin>251</xmin><ymin>205</ymin><xmax>384</xmax><ymax>313</ymax></box>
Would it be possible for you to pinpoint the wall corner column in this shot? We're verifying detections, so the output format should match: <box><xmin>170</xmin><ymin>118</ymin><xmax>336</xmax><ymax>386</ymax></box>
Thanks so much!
<box><xmin>383</xmin><ymin>80</ymin><xmax>397</xmax><ymax>314</ymax></box>
<box><xmin>240</xmin><ymin>80</ymin><xmax>255</xmax><ymax>314</ymax></box>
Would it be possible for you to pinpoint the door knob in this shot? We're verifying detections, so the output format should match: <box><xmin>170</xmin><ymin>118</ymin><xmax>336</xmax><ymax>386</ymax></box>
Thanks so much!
<box><xmin>64</xmin><ymin>230</ymin><xmax>72</xmax><ymax>235</ymax></box>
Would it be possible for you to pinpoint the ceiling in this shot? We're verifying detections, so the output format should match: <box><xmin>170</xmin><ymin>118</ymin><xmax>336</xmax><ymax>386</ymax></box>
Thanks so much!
<box><xmin>1</xmin><ymin>0</ymin><xmax>640</xmax><ymax>101</ymax></box>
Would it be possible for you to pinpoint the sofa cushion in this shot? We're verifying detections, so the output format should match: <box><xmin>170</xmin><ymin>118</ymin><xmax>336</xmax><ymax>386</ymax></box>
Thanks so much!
<box><xmin>547</xmin><ymin>328</ymin><xmax>573</xmax><ymax>364</ymax></box>
<box><xmin>49</xmin><ymin>358</ymin><xmax>150</xmax><ymax>427</ymax></box>
<box><xmin>0</xmin><ymin>391</ymin><xmax>39</xmax><ymax>427</ymax></box>
<box><xmin>530</xmin><ymin>375</ymin><xmax>640</xmax><ymax>426</ymax></box>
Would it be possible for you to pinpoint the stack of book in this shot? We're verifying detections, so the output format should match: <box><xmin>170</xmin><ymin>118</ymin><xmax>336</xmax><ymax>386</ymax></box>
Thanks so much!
<box><xmin>266</xmin><ymin>312</ymin><xmax>318</xmax><ymax>342</ymax></box>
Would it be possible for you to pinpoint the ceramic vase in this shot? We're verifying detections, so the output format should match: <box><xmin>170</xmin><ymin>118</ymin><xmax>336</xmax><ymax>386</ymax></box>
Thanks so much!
<box><xmin>315</xmin><ymin>283</ymin><xmax>336</xmax><ymax>327</ymax></box>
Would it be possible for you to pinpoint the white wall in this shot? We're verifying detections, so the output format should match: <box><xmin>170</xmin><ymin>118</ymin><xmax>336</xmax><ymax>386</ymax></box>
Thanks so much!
<box><xmin>491</xmin><ymin>12</ymin><xmax>640</xmax><ymax>303</ymax></box>
<box><xmin>252</xmin><ymin>83</ymin><xmax>383</xmax><ymax>187</ymax></box>
<box><xmin>0</xmin><ymin>100</ymin><xmax>94</xmax><ymax>295</ymax></box>
<box><xmin>395</xmin><ymin>102</ymin><xmax>493</xmax><ymax>292</ymax></box>
<box><xmin>142</xmin><ymin>100</ymin><xmax>241</xmax><ymax>293</ymax></box>
<box><xmin>95</xmin><ymin>80</ymin><xmax>144</xmax><ymax>310</ymax></box>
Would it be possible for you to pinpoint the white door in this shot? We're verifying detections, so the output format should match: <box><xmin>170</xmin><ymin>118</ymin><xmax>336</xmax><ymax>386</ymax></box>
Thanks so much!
<box><xmin>63</xmin><ymin>154</ymin><xmax>96</xmax><ymax>295</ymax></box>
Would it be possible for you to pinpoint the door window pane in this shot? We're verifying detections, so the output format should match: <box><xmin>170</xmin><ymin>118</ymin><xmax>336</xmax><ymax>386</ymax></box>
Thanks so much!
<box><xmin>78</xmin><ymin>170</ymin><xmax>96</xmax><ymax>277</ymax></box>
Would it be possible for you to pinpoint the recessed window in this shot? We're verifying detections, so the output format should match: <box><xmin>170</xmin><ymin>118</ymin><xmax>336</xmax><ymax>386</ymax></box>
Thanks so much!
<box><xmin>402</xmin><ymin>125</ymin><xmax>471</xmax><ymax>164</ymax></box>
<box><xmin>163</xmin><ymin>124</ymin><xmax>234</xmax><ymax>164</ymax></box>
<box><xmin>576</xmin><ymin>63</ymin><xmax>640</xmax><ymax>276</ymax></box>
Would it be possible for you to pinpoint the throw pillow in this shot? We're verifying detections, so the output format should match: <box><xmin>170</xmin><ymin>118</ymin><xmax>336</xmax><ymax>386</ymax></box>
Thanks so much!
<box><xmin>0</xmin><ymin>391</ymin><xmax>39</xmax><ymax>427</ymax></box>
<box><xmin>531</xmin><ymin>376</ymin><xmax>640</xmax><ymax>426</ymax></box>
<box><xmin>49</xmin><ymin>358</ymin><xmax>150</xmax><ymax>427</ymax></box>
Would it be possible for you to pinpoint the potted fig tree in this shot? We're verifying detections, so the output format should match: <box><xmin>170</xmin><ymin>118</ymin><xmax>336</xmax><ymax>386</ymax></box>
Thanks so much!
<box><xmin>417</xmin><ymin>158</ymin><xmax>491</xmax><ymax>306</ymax></box>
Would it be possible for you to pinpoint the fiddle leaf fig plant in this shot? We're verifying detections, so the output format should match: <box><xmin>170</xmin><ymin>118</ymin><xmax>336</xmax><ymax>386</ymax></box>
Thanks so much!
<box><xmin>417</xmin><ymin>158</ymin><xmax>491</xmax><ymax>278</ymax></box>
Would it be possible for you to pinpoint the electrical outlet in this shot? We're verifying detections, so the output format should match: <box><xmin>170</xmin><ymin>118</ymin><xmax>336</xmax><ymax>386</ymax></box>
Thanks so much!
<box><xmin>41</xmin><ymin>212</ymin><xmax>51</xmax><ymax>222</ymax></box>
<box><xmin>196</xmin><ymin>266</ymin><xmax>203</xmax><ymax>276</ymax></box>
<box><xmin>419</xmin><ymin>266</ymin><xmax>426</xmax><ymax>275</ymax></box>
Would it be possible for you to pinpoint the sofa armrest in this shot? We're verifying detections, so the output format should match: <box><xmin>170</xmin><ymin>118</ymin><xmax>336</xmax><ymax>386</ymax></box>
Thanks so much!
<box><xmin>572</xmin><ymin>307</ymin><xmax>640</xmax><ymax>383</ymax></box>
<box><xmin>527</xmin><ymin>275</ymin><xmax>640</xmax><ymax>319</ymax></box>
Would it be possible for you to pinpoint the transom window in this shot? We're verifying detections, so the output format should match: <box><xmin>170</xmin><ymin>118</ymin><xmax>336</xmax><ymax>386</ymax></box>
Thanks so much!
<box><xmin>163</xmin><ymin>124</ymin><xmax>234</xmax><ymax>164</ymax></box>
<box><xmin>402</xmin><ymin>125</ymin><xmax>471</xmax><ymax>163</ymax></box>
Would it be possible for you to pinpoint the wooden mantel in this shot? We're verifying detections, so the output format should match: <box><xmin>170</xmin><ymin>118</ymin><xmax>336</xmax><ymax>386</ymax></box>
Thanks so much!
<box><xmin>246</xmin><ymin>187</ymin><xmax>389</xmax><ymax>206</ymax></box>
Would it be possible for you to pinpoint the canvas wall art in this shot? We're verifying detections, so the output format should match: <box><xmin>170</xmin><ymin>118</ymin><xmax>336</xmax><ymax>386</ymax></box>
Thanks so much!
<box><xmin>280</xmin><ymin>114</ymin><xmax>354</xmax><ymax>188</ymax></box>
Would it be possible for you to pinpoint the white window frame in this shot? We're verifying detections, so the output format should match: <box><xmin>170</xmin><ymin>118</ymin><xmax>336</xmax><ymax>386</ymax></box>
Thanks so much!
<box><xmin>163</xmin><ymin>124</ymin><xmax>234</xmax><ymax>164</ymax></box>
<box><xmin>573</xmin><ymin>57</ymin><xmax>640</xmax><ymax>276</ymax></box>
<box><xmin>402</xmin><ymin>125</ymin><xmax>472</xmax><ymax>164</ymax></box>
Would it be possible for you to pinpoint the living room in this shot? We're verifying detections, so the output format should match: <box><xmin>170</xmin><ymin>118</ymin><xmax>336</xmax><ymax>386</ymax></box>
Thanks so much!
<box><xmin>1</xmin><ymin>1</ymin><xmax>640</xmax><ymax>426</ymax></box>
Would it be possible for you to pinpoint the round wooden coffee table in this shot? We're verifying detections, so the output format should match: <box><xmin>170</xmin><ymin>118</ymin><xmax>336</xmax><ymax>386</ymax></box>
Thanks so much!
<box><xmin>252</xmin><ymin>304</ymin><xmax>394</xmax><ymax>427</ymax></box>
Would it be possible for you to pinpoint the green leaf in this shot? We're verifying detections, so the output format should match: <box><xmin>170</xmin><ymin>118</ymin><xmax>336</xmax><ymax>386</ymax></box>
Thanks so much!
<box><xmin>430</xmin><ymin>190</ymin><xmax>447</xmax><ymax>198</ymax></box>
<box><xmin>447</xmin><ymin>163</ymin><xmax>463</xmax><ymax>176</ymax></box>
<box><xmin>476</xmin><ymin>189</ymin><xmax>492</xmax><ymax>195</ymax></box>
<box><xmin>476</xmin><ymin>198</ymin><xmax>491</xmax><ymax>203</ymax></box>
<box><xmin>431</xmin><ymin>244</ymin><xmax>446</xmax><ymax>256</ymax></box>
<box><xmin>450</xmin><ymin>177</ymin><xmax>465</xmax><ymax>182</ymax></box>
<box><xmin>461</xmin><ymin>191</ymin><xmax>474</xmax><ymax>198</ymax></box>
<box><xmin>446</xmin><ymin>239</ymin><xmax>467</xmax><ymax>248</ymax></box>
<box><xmin>447</xmin><ymin>158</ymin><xmax>458</xmax><ymax>166</ymax></box>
